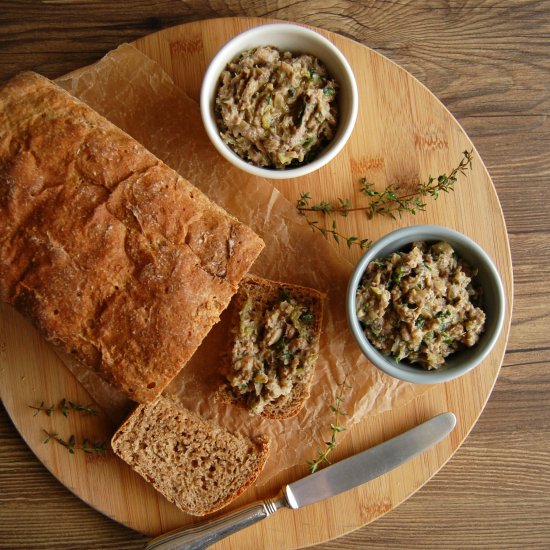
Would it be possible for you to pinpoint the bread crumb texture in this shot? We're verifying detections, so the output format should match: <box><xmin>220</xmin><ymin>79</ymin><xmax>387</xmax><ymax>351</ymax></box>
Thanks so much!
<box><xmin>0</xmin><ymin>72</ymin><xmax>264</xmax><ymax>403</ymax></box>
<box><xmin>111</xmin><ymin>396</ymin><xmax>270</xmax><ymax>516</ymax></box>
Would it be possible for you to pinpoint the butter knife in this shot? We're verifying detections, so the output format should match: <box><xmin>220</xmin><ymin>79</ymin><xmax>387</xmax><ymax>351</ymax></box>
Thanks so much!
<box><xmin>145</xmin><ymin>412</ymin><xmax>456</xmax><ymax>550</ymax></box>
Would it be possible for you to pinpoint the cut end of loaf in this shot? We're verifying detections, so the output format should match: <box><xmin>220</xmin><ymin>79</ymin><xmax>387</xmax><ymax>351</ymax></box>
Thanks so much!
<box><xmin>111</xmin><ymin>396</ymin><xmax>270</xmax><ymax>516</ymax></box>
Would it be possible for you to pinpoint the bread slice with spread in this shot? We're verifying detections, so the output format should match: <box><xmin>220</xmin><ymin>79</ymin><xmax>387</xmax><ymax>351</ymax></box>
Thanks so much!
<box><xmin>111</xmin><ymin>396</ymin><xmax>270</xmax><ymax>516</ymax></box>
<box><xmin>221</xmin><ymin>275</ymin><xmax>324</xmax><ymax>419</ymax></box>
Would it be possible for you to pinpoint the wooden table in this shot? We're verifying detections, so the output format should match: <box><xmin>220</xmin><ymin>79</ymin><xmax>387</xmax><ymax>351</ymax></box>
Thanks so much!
<box><xmin>1</xmin><ymin>2</ymin><xmax>548</xmax><ymax>549</ymax></box>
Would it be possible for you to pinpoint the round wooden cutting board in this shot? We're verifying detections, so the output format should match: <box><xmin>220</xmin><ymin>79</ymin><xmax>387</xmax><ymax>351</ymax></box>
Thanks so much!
<box><xmin>0</xmin><ymin>17</ymin><xmax>512</xmax><ymax>549</ymax></box>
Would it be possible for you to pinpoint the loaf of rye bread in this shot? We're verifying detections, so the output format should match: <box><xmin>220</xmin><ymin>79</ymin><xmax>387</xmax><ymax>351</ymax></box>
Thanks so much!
<box><xmin>220</xmin><ymin>275</ymin><xmax>324</xmax><ymax>419</ymax></box>
<box><xmin>111</xmin><ymin>396</ymin><xmax>270</xmax><ymax>516</ymax></box>
<box><xmin>0</xmin><ymin>72</ymin><xmax>264</xmax><ymax>403</ymax></box>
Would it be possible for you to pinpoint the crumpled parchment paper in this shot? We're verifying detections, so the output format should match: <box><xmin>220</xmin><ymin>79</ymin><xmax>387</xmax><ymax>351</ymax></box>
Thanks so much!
<box><xmin>56</xmin><ymin>43</ymin><xmax>424</xmax><ymax>483</ymax></box>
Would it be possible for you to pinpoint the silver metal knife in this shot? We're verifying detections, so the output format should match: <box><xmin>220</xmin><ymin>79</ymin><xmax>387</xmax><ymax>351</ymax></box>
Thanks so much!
<box><xmin>145</xmin><ymin>412</ymin><xmax>456</xmax><ymax>550</ymax></box>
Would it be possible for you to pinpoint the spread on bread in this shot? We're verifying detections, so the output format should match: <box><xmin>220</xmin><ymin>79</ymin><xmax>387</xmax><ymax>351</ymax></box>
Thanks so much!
<box><xmin>222</xmin><ymin>275</ymin><xmax>324</xmax><ymax>418</ymax></box>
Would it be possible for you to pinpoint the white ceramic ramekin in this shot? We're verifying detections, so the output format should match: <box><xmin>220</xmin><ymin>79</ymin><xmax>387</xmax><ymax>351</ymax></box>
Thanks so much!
<box><xmin>347</xmin><ymin>225</ymin><xmax>506</xmax><ymax>384</ymax></box>
<box><xmin>200</xmin><ymin>23</ymin><xmax>358</xmax><ymax>179</ymax></box>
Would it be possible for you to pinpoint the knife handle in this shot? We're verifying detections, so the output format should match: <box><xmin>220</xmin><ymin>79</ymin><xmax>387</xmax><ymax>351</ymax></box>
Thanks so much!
<box><xmin>144</xmin><ymin>494</ymin><xmax>287</xmax><ymax>550</ymax></box>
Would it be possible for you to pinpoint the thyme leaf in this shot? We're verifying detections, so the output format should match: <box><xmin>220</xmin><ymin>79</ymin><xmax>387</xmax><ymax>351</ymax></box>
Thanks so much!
<box><xmin>307</xmin><ymin>377</ymin><xmax>350</xmax><ymax>473</ymax></box>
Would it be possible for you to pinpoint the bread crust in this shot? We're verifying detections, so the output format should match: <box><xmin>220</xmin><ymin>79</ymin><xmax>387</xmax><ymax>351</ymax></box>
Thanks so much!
<box><xmin>0</xmin><ymin>72</ymin><xmax>264</xmax><ymax>403</ymax></box>
<box><xmin>111</xmin><ymin>396</ymin><xmax>270</xmax><ymax>516</ymax></box>
<box><xmin>220</xmin><ymin>274</ymin><xmax>324</xmax><ymax>419</ymax></box>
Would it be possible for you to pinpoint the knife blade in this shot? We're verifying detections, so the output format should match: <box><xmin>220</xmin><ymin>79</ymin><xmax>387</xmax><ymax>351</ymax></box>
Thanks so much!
<box><xmin>145</xmin><ymin>412</ymin><xmax>456</xmax><ymax>550</ymax></box>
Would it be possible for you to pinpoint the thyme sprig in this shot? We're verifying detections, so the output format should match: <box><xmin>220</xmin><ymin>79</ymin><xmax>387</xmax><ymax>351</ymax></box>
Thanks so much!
<box><xmin>60</xmin><ymin>399</ymin><xmax>98</xmax><ymax>417</ymax></box>
<box><xmin>307</xmin><ymin>377</ymin><xmax>350</xmax><ymax>474</ymax></box>
<box><xmin>29</xmin><ymin>401</ymin><xmax>55</xmax><ymax>417</ymax></box>
<box><xmin>42</xmin><ymin>430</ymin><xmax>107</xmax><ymax>455</ymax></box>
<box><xmin>299</xmin><ymin>214</ymin><xmax>372</xmax><ymax>250</ymax></box>
<box><xmin>296</xmin><ymin>150</ymin><xmax>473</xmax><ymax>248</ymax></box>
<box><xmin>360</xmin><ymin>149</ymin><xmax>473</xmax><ymax>219</ymax></box>
<box><xmin>29</xmin><ymin>398</ymin><xmax>98</xmax><ymax>418</ymax></box>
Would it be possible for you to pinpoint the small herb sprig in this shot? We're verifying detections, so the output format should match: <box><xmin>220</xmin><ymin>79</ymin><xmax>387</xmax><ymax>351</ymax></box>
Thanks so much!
<box><xmin>30</xmin><ymin>401</ymin><xmax>55</xmax><ymax>417</ymax></box>
<box><xmin>295</xmin><ymin>212</ymin><xmax>373</xmax><ymax>251</ymax></box>
<box><xmin>42</xmin><ymin>430</ymin><xmax>107</xmax><ymax>455</ymax></box>
<box><xmin>30</xmin><ymin>398</ymin><xmax>106</xmax><ymax>456</ymax></box>
<box><xmin>360</xmin><ymin>149</ymin><xmax>473</xmax><ymax>219</ymax></box>
<box><xmin>307</xmin><ymin>377</ymin><xmax>351</xmax><ymax>473</ymax></box>
<box><xmin>297</xmin><ymin>150</ymin><xmax>473</xmax><ymax>249</ymax></box>
<box><xmin>29</xmin><ymin>398</ymin><xmax>98</xmax><ymax>418</ymax></box>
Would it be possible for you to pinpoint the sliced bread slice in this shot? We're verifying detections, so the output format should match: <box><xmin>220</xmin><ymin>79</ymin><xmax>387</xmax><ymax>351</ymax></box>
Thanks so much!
<box><xmin>221</xmin><ymin>274</ymin><xmax>324</xmax><ymax>419</ymax></box>
<box><xmin>111</xmin><ymin>396</ymin><xmax>269</xmax><ymax>516</ymax></box>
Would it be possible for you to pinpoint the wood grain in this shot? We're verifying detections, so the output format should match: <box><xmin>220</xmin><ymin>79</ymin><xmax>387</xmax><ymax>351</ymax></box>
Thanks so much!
<box><xmin>0</xmin><ymin>17</ymin><xmax>512</xmax><ymax>548</ymax></box>
<box><xmin>0</xmin><ymin>1</ymin><xmax>549</xmax><ymax>549</ymax></box>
